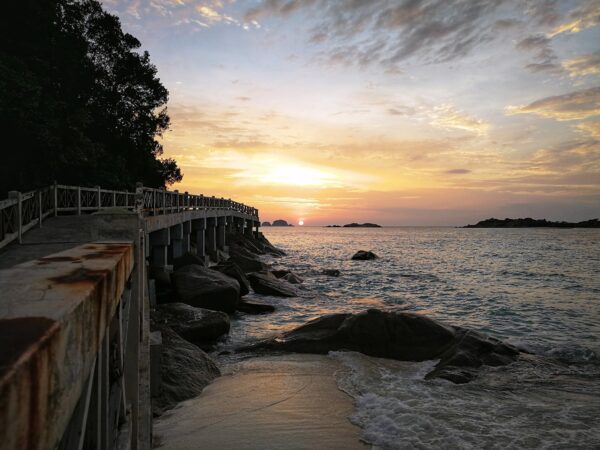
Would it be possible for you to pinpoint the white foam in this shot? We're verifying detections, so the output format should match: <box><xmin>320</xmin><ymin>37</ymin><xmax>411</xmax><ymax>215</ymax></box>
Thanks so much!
<box><xmin>329</xmin><ymin>351</ymin><xmax>600</xmax><ymax>449</ymax></box>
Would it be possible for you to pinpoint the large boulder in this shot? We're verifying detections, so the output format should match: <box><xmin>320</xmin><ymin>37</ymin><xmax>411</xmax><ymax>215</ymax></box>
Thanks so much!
<box><xmin>152</xmin><ymin>325</ymin><xmax>220</xmax><ymax>415</ymax></box>
<box><xmin>247</xmin><ymin>271</ymin><xmax>299</xmax><ymax>297</ymax></box>
<box><xmin>211</xmin><ymin>261</ymin><xmax>251</xmax><ymax>296</ymax></box>
<box><xmin>151</xmin><ymin>303</ymin><xmax>230</xmax><ymax>345</ymax></box>
<box><xmin>173</xmin><ymin>252</ymin><xmax>206</xmax><ymax>270</ymax></box>
<box><xmin>246</xmin><ymin>309</ymin><xmax>519</xmax><ymax>383</ymax></box>
<box><xmin>351</xmin><ymin>250</ymin><xmax>378</xmax><ymax>260</ymax></box>
<box><xmin>237</xmin><ymin>301</ymin><xmax>276</xmax><ymax>314</ymax></box>
<box><xmin>227</xmin><ymin>253</ymin><xmax>267</xmax><ymax>274</ymax></box>
<box><xmin>172</xmin><ymin>265</ymin><xmax>240</xmax><ymax>313</ymax></box>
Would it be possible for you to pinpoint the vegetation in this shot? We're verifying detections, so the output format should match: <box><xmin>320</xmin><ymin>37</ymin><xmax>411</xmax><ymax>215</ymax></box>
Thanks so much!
<box><xmin>464</xmin><ymin>218</ymin><xmax>600</xmax><ymax>228</ymax></box>
<box><xmin>0</xmin><ymin>0</ymin><xmax>182</xmax><ymax>196</ymax></box>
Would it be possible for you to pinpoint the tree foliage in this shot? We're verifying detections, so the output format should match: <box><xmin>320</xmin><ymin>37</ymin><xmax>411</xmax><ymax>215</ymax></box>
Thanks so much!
<box><xmin>0</xmin><ymin>0</ymin><xmax>182</xmax><ymax>196</ymax></box>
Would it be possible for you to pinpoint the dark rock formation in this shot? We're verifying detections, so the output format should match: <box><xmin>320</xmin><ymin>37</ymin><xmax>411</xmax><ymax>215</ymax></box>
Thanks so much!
<box><xmin>272</xmin><ymin>219</ymin><xmax>293</xmax><ymax>226</ymax></box>
<box><xmin>237</xmin><ymin>301</ymin><xmax>276</xmax><ymax>314</ymax></box>
<box><xmin>151</xmin><ymin>303</ymin><xmax>230</xmax><ymax>345</ymax></box>
<box><xmin>211</xmin><ymin>261</ymin><xmax>251</xmax><ymax>296</ymax></box>
<box><xmin>172</xmin><ymin>265</ymin><xmax>240</xmax><ymax>313</ymax></box>
<box><xmin>151</xmin><ymin>325</ymin><xmax>220</xmax><ymax>415</ymax></box>
<box><xmin>247</xmin><ymin>271</ymin><xmax>299</xmax><ymax>297</ymax></box>
<box><xmin>464</xmin><ymin>217</ymin><xmax>600</xmax><ymax>228</ymax></box>
<box><xmin>245</xmin><ymin>309</ymin><xmax>519</xmax><ymax>383</ymax></box>
<box><xmin>343</xmin><ymin>223</ymin><xmax>381</xmax><ymax>228</ymax></box>
<box><xmin>227</xmin><ymin>253</ymin><xmax>267</xmax><ymax>274</ymax></box>
<box><xmin>351</xmin><ymin>250</ymin><xmax>378</xmax><ymax>260</ymax></box>
<box><xmin>322</xmin><ymin>269</ymin><xmax>340</xmax><ymax>277</ymax></box>
<box><xmin>261</xmin><ymin>221</ymin><xmax>272</xmax><ymax>226</ymax></box>
<box><xmin>173</xmin><ymin>252</ymin><xmax>206</xmax><ymax>270</ymax></box>
<box><xmin>282</xmin><ymin>272</ymin><xmax>303</xmax><ymax>284</ymax></box>
<box><xmin>271</xmin><ymin>269</ymin><xmax>291</xmax><ymax>278</ymax></box>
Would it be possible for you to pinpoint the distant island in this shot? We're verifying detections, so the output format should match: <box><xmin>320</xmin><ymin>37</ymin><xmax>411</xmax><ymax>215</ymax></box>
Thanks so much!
<box><xmin>464</xmin><ymin>218</ymin><xmax>600</xmax><ymax>228</ymax></box>
<box><xmin>264</xmin><ymin>219</ymin><xmax>293</xmax><ymax>227</ymax></box>
<box><xmin>343</xmin><ymin>223</ymin><xmax>381</xmax><ymax>228</ymax></box>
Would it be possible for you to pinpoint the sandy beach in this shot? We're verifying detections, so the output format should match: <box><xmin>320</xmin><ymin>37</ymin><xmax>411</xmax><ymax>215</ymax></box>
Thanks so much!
<box><xmin>153</xmin><ymin>354</ymin><xmax>368</xmax><ymax>449</ymax></box>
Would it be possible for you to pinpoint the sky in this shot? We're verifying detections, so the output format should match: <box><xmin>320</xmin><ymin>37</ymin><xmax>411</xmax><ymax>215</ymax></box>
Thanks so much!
<box><xmin>102</xmin><ymin>0</ymin><xmax>600</xmax><ymax>226</ymax></box>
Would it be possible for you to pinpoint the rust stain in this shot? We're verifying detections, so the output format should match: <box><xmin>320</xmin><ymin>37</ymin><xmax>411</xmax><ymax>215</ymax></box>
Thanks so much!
<box><xmin>0</xmin><ymin>317</ymin><xmax>58</xmax><ymax>380</ymax></box>
<box><xmin>49</xmin><ymin>267</ymin><xmax>110</xmax><ymax>286</ymax></box>
<box><xmin>35</xmin><ymin>256</ymin><xmax>81</xmax><ymax>265</ymax></box>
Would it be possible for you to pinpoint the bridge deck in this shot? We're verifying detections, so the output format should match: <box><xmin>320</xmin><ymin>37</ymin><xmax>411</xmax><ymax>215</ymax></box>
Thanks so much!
<box><xmin>0</xmin><ymin>215</ymin><xmax>110</xmax><ymax>269</ymax></box>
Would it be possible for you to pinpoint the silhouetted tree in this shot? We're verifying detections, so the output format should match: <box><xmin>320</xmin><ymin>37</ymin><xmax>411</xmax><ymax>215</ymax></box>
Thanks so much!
<box><xmin>0</xmin><ymin>0</ymin><xmax>182</xmax><ymax>196</ymax></box>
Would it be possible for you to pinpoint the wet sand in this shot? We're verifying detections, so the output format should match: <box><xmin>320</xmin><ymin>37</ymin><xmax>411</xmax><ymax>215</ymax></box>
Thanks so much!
<box><xmin>153</xmin><ymin>354</ymin><xmax>368</xmax><ymax>449</ymax></box>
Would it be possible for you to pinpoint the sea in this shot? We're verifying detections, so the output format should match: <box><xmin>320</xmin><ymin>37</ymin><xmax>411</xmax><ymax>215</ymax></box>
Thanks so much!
<box><xmin>216</xmin><ymin>226</ymin><xmax>600</xmax><ymax>449</ymax></box>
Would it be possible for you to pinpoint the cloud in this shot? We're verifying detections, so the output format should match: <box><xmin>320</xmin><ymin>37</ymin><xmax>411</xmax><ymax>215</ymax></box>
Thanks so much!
<box><xmin>506</xmin><ymin>87</ymin><xmax>600</xmax><ymax>121</ymax></box>
<box><xmin>548</xmin><ymin>0</ymin><xmax>600</xmax><ymax>37</ymax></box>
<box><xmin>244</xmin><ymin>0</ymin><xmax>506</xmax><ymax>71</ymax></box>
<box><xmin>429</xmin><ymin>105</ymin><xmax>489</xmax><ymax>135</ymax></box>
<box><xmin>562</xmin><ymin>51</ymin><xmax>600</xmax><ymax>77</ymax></box>
<box><xmin>515</xmin><ymin>34</ymin><xmax>561</xmax><ymax>73</ymax></box>
<box><xmin>445</xmin><ymin>169</ymin><xmax>471</xmax><ymax>174</ymax></box>
<box><xmin>576</xmin><ymin>120</ymin><xmax>600</xmax><ymax>140</ymax></box>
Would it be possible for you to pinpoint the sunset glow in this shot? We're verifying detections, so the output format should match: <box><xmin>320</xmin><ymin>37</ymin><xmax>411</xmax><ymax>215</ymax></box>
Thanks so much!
<box><xmin>103</xmin><ymin>0</ymin><xmax>600</xmax><ymax>225</ymax></box>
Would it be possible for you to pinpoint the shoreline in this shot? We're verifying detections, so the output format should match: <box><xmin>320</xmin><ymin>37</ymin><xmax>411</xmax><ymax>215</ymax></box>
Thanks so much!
<box><xmin>153</xmin><ymin>354</ymin><xmax>368</xmax><ymax>449</ymax></box>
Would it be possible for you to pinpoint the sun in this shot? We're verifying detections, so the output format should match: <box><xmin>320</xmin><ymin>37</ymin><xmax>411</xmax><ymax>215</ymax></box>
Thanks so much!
<box><xmin>298</xmin><ymin>219</ymin><xmax>305</xmax><ymax>226</ymax></box>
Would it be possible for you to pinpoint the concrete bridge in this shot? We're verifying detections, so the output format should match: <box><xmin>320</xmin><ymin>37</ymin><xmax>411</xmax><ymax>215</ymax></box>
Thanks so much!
<box><xmin>0</xmin><ymin>183</ymin><xmax>261</xmax><ymax>450</ymax></box>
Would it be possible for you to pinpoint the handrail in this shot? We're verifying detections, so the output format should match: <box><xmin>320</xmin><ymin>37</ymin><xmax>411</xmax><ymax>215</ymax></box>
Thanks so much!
<box><xmin>0</xmin><ymin>182</ymin><xmax>259</xmax><ymax>249</ymax></box>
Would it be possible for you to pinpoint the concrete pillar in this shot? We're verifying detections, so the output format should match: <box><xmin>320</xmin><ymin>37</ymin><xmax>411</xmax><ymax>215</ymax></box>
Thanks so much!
<box><xmin>168</xmin><ymin>223</ymin><xmax>184</xmax><ymax>263</ymax></box>
<box><xmin>226</xmin><ymin>216</ymin><xmax>234</xmax><ymax>234</ymax></box>
<box><xmin>254</xmin><ymin>220</ymin><xmax>260</xmax><ymax>239</ymax></box>
<box><xmin>235</xmin><ymin>217</ymin><xmax>243</xmax><ymax>234</ymax></box>
<box><xmin>182</xmin><ymin>220</ymin><xmax>191</xmax><ymax>253</ymax></box>
<box><xmin>244</xmin><ymin>219</ymin><xmax>253</xmax><ymax>238</ymax></box>
<box><xmin>149</xmin><ymin>228</ymin><xmax>169</xmax><ymax>268</ymax></box>
<box><xmin>217</xmin><ymin>217</ymin><xmax>226</xmax><ymax>250</ymax></box>
<box><xmin>192</xmin><ymin>218</ymin><xmax>206</xmax><ymax>258</ymax></box>
<box><xmin>206</xmin><ymin>217</ymin><xmax>217</xmax><ymax>257</ymax></box>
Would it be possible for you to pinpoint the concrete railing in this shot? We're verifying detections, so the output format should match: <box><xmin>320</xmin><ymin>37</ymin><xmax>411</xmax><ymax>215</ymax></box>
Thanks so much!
<box><xmin>0</xmin><ymin>242</ymin><xmax>141</xmax><ymax>450</ymax></box>
<box><xmin>0</xmin><ymin>183</ymin><xmax>259</xmax><ymax>249</ymax></box>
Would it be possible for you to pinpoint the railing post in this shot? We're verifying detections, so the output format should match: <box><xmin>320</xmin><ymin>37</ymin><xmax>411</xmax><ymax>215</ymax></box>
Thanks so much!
<box><xmin>112</xmin><ymin>191</ymin><xmax>116</xmax><ymax>207</ymax></box>
<box><xmin>152</xmin><ymin>189</ymin><xmax>156</xmax><ymax>215</ymax></box>
<box><xmin>77</xmin><ymin>186</ymin><xmax>82</xmax><ymax>215</ymax></box>
<box><xmin>53</xmin><ymin>181</ymin><xmax>58</xmax><ymax>217</ymax></box>
<box><xmin>184</xmin><ymin>192</ymin><xmax>189</xmax><ymax>210</ymax></box>
<box><xmin>135</xmin><ymin>182</ymin><xmax>144</xmax><ymax>214</ymax></box>
<box><xmin>162</xmin><ymin>189</ymin><xmax>166</xmax><ymax>215</ymax></box>
<box><xmin>96</xmin><ymin>185</ymin><xmax>101</xmax><ymax>210</ymax></box>
<box><xmin>38</xmin><ymin>190</ymin><xmax>43</xmax><ymax>228</ymax></box>
<box><xmin>8</xmin><ymin>191</ymin><xmax>22</xmax><ymax>244</ymax></box>
<box><xmin>175</xmin><ymin>190</ymin><xmax>179</xmax><ymax>212</ymax></box>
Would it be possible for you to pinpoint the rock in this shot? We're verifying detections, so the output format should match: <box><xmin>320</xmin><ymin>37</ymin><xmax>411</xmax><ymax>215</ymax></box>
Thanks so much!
<box><xmin>343</xmin><ymin>223</ymin><xmax>381</xmax><ymax>228</ymax></box>
<box><xmin>237</xmin><ymin>301</ymin><xmax>276</xmax><ymax>314</ymax></box>
<box><xmin>149</xmin><ymin>265</ymin><xmax>172</xmax><ymax>289</ymax></box>
<box><xmin>322</xmin><ymin>269</ymin><xmax>340</xmax><ymax>277</ymax></box>
<box><xmin>151</xmin><ymin>325</ymin><xmax>220</xmax><ymax>415</ymax></box>
<box><xmin>271</xmin><ymin>269</ymin><xmax>291</xmax><ymax>278</ymax></box>
<box><xmin>151</xmin><ymin>303</ymin><xmax>230</xmax><ymax>345</ymax></box>
<box><xmin>261</xmin><ymin>221</ymin><xmax>271</xmax><ymax>226</ymax></box>
<box><xmin>211</xmin><ymin>261</ymin><xmax>251</xmax><ymax>296</ymax></box>
<box><xmin>247</xmin><ymin>271</ymin><xmax>299</xmax><ymax>297</ymax></box>
<box><xmin>228</xmin><ymin>253</ymin><xmax>267</xmax><ymax>274</ymax></box>
<box><xmin>351</xmin><ymin>250</ymin><xmax>378</xmax><ymax>260</ymax></box>
<box><xmin>173</xmin><ymin>252</ymin><xmax>206</xmax><ymax>270</ymax></box>
<box><xmin>255</xmin><ymin>233</ymin><xmax>286</xmax><ymax>256</ymax></box>
<box><xmin>172</xmin><ymin>265</ymin><xmax>240</xmax><ymax>313</ymax></box>
<box><xmin>272</xmin><ymin>219</ymin><xmax>291</xmax><ymax>226</ymax></box>
<box><xmin>283</xmin><ymin>272</ymin><xmax>303</xmax><ymax>284</ymax></box>
<box><xmin>245</xmin><ymin>309</ymin><xmax>519</xmax><ymax>384</ymax></box>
